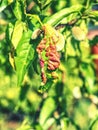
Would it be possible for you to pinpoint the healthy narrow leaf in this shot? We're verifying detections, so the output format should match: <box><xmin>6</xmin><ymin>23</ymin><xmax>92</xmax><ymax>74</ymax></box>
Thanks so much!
<box><xmin>39</xmin><ymin>97</ymin><xmax>56</xmax><ymax>125</ymax></box>
<box><xmin>15</xmin><ymin>30</ymin><xmax>34</xmax><ymax>86</ymax></box>
<box><xmin>6</xmin><ymin>23</ymin><xmax>16</xmax><ymax>69</ymax></box>
<box><xmin>12</xmin><ymin>0</ymin><xmax>24</xmax><ymax>20</ymax></box>
<box><xmin>6</xmin><ymin>22</ymin><xmax>14</xmax><ymax>43</ymax></box>
<box><xmin>80</xmin><ymin>63</ymin><xmax>95</xmax><ymax>93</ymax></box>
<box><xmin>45</xmin><ymin>4</ymin><xmax>83</xmax><ymax>26</ymax></box>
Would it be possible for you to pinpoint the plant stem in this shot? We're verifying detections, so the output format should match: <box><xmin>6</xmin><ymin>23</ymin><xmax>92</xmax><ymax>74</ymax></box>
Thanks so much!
<box><xmin>27</xmin><ymin>14</ymin><xmax>43</xmax><ymax>26</ymax></box>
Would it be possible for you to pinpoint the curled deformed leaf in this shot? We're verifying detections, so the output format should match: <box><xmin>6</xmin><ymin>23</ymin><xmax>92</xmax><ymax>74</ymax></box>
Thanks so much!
<box><xmin>43</xmin><ymin>24</ymin><xmax>65</xmax><ymax>51</ymax></box>
<box><xmin>36</xmin><ymin>24</ymin><xmax>64</xmax><ymax>86</ymax></box>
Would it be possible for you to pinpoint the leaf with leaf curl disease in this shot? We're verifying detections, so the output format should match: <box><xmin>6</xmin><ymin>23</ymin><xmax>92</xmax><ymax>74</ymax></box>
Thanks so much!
<box><xmin>15</xmin><ymin>30</ymin><xmax>34</xmax><ymax>86</ymax></box>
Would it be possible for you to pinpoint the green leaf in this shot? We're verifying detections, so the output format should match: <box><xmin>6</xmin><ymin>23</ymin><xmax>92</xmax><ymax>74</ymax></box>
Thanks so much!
<box><xmin>6</xmin><ymin>22</ymin><xmax>14</xmax><ymax>43</ymax></box>
<box><xmin>16</xmin><ymin>119</ymin><xmax>32</xmax><ymax>130</ymax></box>
<box><xmin>90</xmin><ymin>36</ymin><xmax>98</xmax><ymax>46</ymax></box>
<box><xmin>89</xmin><ymin>117</ymin><xmax>98</xmax><ymax>130</ymax></box>
<box><xmin>15</xmin><ymin>30</ymin><xmax>34</xmax><ymax>86</ymax></box>
<box><xmin>91</xmin><ymin>120</ymin><xmax>98</xmax><ymax>130</ymax></box>
<box><xmin>39</xmin><ymin>97</ymin><xmax>56</xmax><ymax>126</ymax></box>
<box><xmin>58</xmin><ymin>12</ymin><xmax>79</xmax><ymax>25</ymax></box>
<box><xmin>42</xmin><ymin>118</ymin><xmax>55</xmax><ymax>130</ymax></box>
<box><xmin>34</xmin><ymin>124</ymin><xmax>43</xmax><ymax>130</ymax></box>
<box><xmin>32</xmin><ymin>54</ymin><xmax>40</xmax><ymax>74</ymax></box>
<box><xmin>33</xmin><ymin>0</ymin><xmax>52</xmax><ymax>10</ymax></box>
<box><xmin>12</xmin><ymin>0</ymin><xmax>24</xmax><ymax>20</ymax></box>
<box><xmin>6</xmin><ymin>23</ymin><xmax>15</xmax><ymax>69</ymax></box>
<box><xmin>89</xmin><ymin>10</ymin><xmax>98</xmax><ymax>20</ymax></box>
<box><xmin>60</xmin><ymin>118</ymin><xmax>69</xmax><ymax>130</ymax></box>
<box><xmin>0</xmin><ymin>0</ymin><xmax>8</xmax><ymax>12</ymax></box>
<box><xmin>80</xmin><ymin>63</ymin><xmax>95</xmax><ymax>93</ymax></box>
<box><xmin>45</xmin><ymin>4</ymin><xmax>83</xmax><ymax>26</ymax></box>
<box><xmin>0</xmin><ymin>0</ymin><xmax>13</xmax><ymax>12</ymax></box>
<box><xmin>66</xmin><ymin>37</ymin><xmax>76</xmax><ymax>56</ymax></box>
<box><xmin>11</xmin><ymin>21</ymin><xmax>24</xmax><ymax>49</ymax></box>
<box><xmin>38</xmin><ymin>79</ymin><xmax>53</xmax><ymax>93</ymax></box>
<box><xmin>42</xmin><ymin>0</ymin><xmax>53</xmax><ymax>10</ymax></box>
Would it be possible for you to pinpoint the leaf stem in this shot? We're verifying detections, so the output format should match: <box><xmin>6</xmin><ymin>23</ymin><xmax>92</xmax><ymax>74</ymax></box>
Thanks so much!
<box><xmin>27</xmin><ymin>14</ymin><xmax>43</xmax><ymax>26</ymax></box>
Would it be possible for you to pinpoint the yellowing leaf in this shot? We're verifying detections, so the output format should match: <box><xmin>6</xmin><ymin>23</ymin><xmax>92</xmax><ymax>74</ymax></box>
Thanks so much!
<box><xmin>72</xmin><ymin>26</ymin><xmax>86</xmax><ymax>41</ymax></box>
<box><xmin>39</xmin><ymin>97</ymin><xmax>56</xmax><ymax>125</ymax></box>
<box><xmin>9</xmin><ymin>53</ymin><xmax>15</xmax><ymax>69</ymax></box>
<box><xmin>55</xmin><ymin>31</ymin><xmax>65</xmax><ymax>51</ymax></box>
<box><xmin>43</xmin><ymin>24</ymin><xmax>65</xmax><ymax>51</ymax></box>
<box><xmin>8</xmin><ymin>0</ymin><xmax>13</xmax><ymax>4</ymax></box>
<box><xmin>11</xmin><ymin>21</ymin><xmax>23</xmax><ymax>49</ymax></box>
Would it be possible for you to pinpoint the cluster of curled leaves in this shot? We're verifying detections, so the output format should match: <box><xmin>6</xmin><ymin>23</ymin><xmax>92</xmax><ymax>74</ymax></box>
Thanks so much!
<box><xmin>8</xmin><ymin>21</ymin><xmax>65</xmax><ymax>92</ymax></box>
<box><xmin>36</xmin><ymin>24</ymin><xmax>65</xmax><ymax>86</ymax></box>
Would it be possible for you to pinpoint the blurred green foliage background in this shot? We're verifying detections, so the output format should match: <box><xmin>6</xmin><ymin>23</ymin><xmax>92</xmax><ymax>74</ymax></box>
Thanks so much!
<box><xmin>0</xmin><ymin>0</ymin><xmax>98</xmax><ymax>130</ymax></box>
